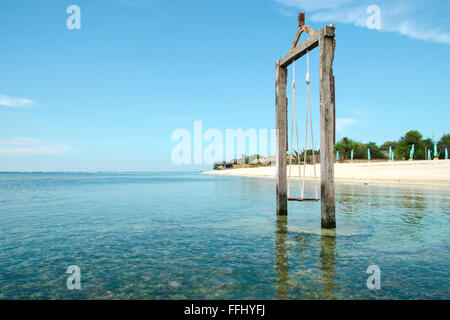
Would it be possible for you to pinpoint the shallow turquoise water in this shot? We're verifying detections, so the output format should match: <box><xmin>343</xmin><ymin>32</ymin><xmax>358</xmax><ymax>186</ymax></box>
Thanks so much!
<box><xmin>0</xmin><ymin>172</ymin><xmax>448</xmax><ymax>299</ymax></box>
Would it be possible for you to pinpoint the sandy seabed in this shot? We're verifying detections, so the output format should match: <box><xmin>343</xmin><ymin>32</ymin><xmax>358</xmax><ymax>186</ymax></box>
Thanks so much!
<box><xmin>201</xmin><ymin>160</ymin><xmax>450</xmax><ymax>186</ymax></box>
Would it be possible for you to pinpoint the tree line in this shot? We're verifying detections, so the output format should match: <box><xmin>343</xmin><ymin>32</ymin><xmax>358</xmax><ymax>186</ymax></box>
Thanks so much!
<box><xmin>335</xmin><ymin>131</ymin><xmax>450</xmax><ymax>160</ymax></box>
<box><xmin>213</xmin><ymin>130</ymin><xmax>449</xmax><ymax>169</ymax></box>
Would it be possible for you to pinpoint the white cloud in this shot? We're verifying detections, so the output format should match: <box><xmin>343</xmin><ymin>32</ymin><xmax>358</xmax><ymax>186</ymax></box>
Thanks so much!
<box><xmin>0</xmin><ymin>94</ymin><xmax>34</xmax><ymax>108</ymax></box>
<box><xmin>274</xmin><ymin>0</ymin><xmax>450</xmax><ymax>45</ymax></box>
<box><xmin>336</xmin><ymin>118</ymin><xmax>358</xmax><ymax>133</ymax></box>
<box><xmin>0</xmin><ymin>137</ymin><xmax>72</xmax><ymax>156</ymax></box>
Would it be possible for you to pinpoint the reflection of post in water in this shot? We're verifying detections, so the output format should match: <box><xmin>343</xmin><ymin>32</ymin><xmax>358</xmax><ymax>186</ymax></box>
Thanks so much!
<box><xmin>320</xmin><ymin>229</ymin><xmax>336</xmax><ymax>299</ymax></box>
<box><xmin>275</xmin><ymin>216</ymin><xmax>290</xmax><ymax>299</ymax></box>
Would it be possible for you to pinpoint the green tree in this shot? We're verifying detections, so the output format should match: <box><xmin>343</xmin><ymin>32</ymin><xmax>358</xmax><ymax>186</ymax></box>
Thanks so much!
<box><xmin>335</xmin><ymin>137</ymin><xmax>385</xmax><ymax>160</ymax></box>
<box><xmin>352</xmin><ymin>141</ymin><xmax>365</xmax><ymax>159</ymax></box>
<box><xmin>365</xmin><ymin>142</ymin><xmax>387</xmax><ymax>159</ymax></box>
<box><xmin>335</xmin><ymin>137</ymin><xmax>362</xmax><ymax>159</ymax></box>
<box><xmin>437</xmin><ymin>133</ymin><xmax>450</xmax><ymax>159</ymax></box>
<box><xmin>213</xmin><ymin>161</ymin><xmax>225</xmax><ymax>170</ymax></box>
<box><xmin>423</xmin><ymin>138</ymin><xmax>434</xmax><ymax>159</ymax></box>
<box><xmin>380</xmin><ymin>141</ymin><xmax>399</xmax><ymax>153</ymax></box>
<box><xmin>395</xmin><ymin>130</ymin><xmax>425</xmax><ymax>160</ymax></box>
<box><xmin>335</xmin><ymin>137</ymin><xmax>353</xmax><ymax>160</ymax></box>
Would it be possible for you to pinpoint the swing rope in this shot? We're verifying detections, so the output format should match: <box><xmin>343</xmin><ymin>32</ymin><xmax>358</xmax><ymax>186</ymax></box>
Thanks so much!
<box><xmin>287</xmin><ymin>60</ymin><xmax>302</xmax><ymax>198</ymax></box>
<box><xmin>303</xmin><ymin>50</ymin><xmax>319</xmax><ymax>199</ymax></box>
<box><xmin>287</xmin><ymin>50</ymin><xmax>319</xmax><ymax>202</ymax></box>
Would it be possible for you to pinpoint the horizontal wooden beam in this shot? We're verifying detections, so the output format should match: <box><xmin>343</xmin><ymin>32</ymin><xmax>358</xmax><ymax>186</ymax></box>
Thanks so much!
<box><xmin>277</xmin><ymin>25</ymin><xmax>334</xmax><ymax>68</ymax></box>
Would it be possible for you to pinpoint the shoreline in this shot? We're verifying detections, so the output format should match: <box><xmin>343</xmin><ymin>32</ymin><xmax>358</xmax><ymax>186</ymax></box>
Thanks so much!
<box><xmin>201</xmin><ymin>160</ymin><xmax>450</xmax><ymax>186</ymax></box>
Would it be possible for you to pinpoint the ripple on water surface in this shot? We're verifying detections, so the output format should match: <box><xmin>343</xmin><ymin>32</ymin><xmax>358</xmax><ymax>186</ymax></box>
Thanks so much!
<box><xmin>0</xmin><ymin>172</ymin><xmax>448</xmax><ymax>299</ymax></box>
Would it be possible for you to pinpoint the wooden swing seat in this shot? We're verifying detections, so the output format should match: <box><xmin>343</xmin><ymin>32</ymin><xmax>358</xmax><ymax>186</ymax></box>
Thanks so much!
<box><xmin>288</xmin><ymin>197</ymin><xmax>320</xmax><ymax>202</ymax></box>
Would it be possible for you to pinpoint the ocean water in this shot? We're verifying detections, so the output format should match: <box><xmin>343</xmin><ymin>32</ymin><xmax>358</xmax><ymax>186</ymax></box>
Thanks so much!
<box><xmin>0</xmin><ymin>172</ymin><xmax>448</xmax><ymax>300</ymax></box>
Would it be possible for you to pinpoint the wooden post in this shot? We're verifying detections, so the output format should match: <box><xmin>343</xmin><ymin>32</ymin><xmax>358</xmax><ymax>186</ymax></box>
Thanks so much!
<box><xmin>275</xmin><ymin>62</ymin><xmax>288</xmax><ymax>216</ymax></box>
<box><xmin>319</xmin><ymin>27</ymin><xmax>336</xmax><ymax>228</ymax></box>
<box><xmin>320</xmin><ymin>230</ymin><xmax>337</xmax><ymax>299</ymax></box>
<box><xmin>275</xmin><ymin>216</ymin><xmax>289</xmax><ymax>298</ymax></box>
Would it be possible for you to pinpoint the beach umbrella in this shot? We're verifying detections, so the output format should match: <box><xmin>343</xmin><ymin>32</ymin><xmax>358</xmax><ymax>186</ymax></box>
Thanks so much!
<box><xmin>391</xmin><ymin>151</ymin><xmax>394</xmax><ymax>162</ymax></box>
<box><xmin>336</xmin><ymin>151</ymin><xmax>339</xmax><ymax>162</ymax></box>
<box><xmin>434</xmin><ymin>143</ymin><xmax>438</xmax><ymax>158</ymax></box>
<box><xmin>389</xmin><ymin>146</ymin><xmax>392</xmax><ymax>157</ymax></box>
<box><xmin>428</xmin><ymin>149</ymin><xmax>431</xmax><ymax>160</ymax></box>
<box><xmin>410</xmin><ymin>144</ymin><xmax>415</xmax><ymax>160</ymax></box>
<box><xmin>351</xmin><ymin>149</ymin><xmax>354</xmax><ymax>161</ymax></box>
<box><xmin>368</xmin><ymin>149</ymin><xmax>371</xmax><ymax>161</ymax></box>
<box><xmin>446</xmin><ymin>148</ymin><xmax>448</xmax><ymax>160</ymax></box>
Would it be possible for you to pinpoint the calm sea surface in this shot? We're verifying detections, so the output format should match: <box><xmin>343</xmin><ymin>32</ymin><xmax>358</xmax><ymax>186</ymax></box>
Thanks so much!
<box><xmin>0</xmin><ymin>172</ymin><xmax>448</xmax><ymax>299</ymax></box>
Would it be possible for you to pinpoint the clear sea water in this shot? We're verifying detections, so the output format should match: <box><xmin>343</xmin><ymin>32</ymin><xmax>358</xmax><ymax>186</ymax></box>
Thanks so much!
<box><xmin>0</xmin><ymin>172</ymin><xmax>448</xmax><ymax>299</ymax></box>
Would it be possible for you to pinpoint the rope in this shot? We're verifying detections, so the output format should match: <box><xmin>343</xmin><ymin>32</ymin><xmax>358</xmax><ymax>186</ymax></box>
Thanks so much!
<box><xmin>301</xmin><ymin>50</ymin><xmax>319</xmax><ymax>199</ymax></box>
<box><xmin>287</xmin><ymin>60</ymin><xmax>302</xmax><ymax>198</ymax></box>
<box><xmin>294</xmin><ymin>63</ymin><xmax>301</xmax><ymax>194</ymax></box>
<box><xmin>307</xmin><ymin>51</ymin><xmax>319</xmax><ymax>199</ymax></box>
<box><xmin>287</xmin><ymin>52</ymin><xmax>319</xmax><ymax>200</ymax></box>
<box><xmin>287</xmin><ymin>61</ymin><xmax>295</xmax><ymax>197</ymax></box>
<box><xmin>301</xmin><ymin>52</ymin><xmax>309</xmax><ymax>198</ymax></box>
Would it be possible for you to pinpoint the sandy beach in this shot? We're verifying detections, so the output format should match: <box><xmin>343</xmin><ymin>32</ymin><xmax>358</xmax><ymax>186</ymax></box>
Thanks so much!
<box><xmin>202</xmin><ymin>160</ymin><xmax>450</xmax><ymax>185</ymax></box>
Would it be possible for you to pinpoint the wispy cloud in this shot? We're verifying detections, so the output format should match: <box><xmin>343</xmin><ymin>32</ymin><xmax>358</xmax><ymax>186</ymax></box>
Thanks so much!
<box><xmin>0</xmin><ymin>137</ymin><xmax>72</xmax><ymax>156</ymax></box>
<box><xmin>0</xmin><ymin>94</ymin><xmax>34</xmax><ymax>108</ymax></box>
<box><xmin>274</xmin><ymin>0</ymin><xmax>450</xmax><ymax>44</ymax></box>
<box><xmin>336</xmin><ymin>117</ymin><xmax>358</xmax><ymax>133</ymax></box>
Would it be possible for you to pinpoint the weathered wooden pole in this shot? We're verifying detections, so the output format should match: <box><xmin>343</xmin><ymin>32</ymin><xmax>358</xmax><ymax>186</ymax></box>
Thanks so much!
<box><xmin>319</xmin><ymin>27</ymin><xmax>336</xmax><ymax>228</ymax></box>
<box><xmin>275</xmin><ymin>62</ymin><xmax>288</xmax><ymax>216</ymax></box>
<box><xmin>275</xmin><ymin>216</ymin><xmax>289</xmax><ymax>298</ymax></box>
<box><xmin>320</xmin><ymin>229</ymin><xmax>337</xmax><ymax>299</ymax></box>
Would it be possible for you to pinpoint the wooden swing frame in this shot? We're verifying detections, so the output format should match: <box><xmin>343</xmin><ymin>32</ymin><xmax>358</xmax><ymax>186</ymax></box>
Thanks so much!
<box><xmin>275</xmin><ymin>13</ymin><xmax>336</xmax><ymax>229</ymax></box>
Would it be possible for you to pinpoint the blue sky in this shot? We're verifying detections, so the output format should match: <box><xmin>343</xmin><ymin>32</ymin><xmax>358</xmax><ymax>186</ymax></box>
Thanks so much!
<box><xmin>0</xmin><ymin>0</ymin><xmax>449</xmax><ymax>171</ymax></box>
